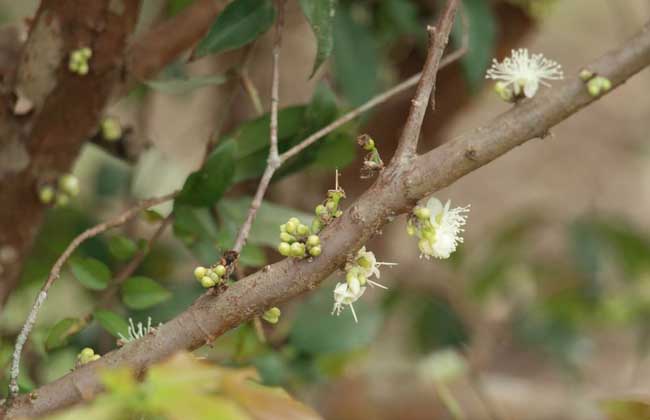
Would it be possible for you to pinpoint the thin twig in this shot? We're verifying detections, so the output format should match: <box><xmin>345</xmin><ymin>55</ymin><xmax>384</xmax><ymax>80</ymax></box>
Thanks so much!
<box><xmin>240</xmin><ymin>70</ymin><xmax>264</xmax><ymax>116</ymax></box>
<box><xmin>231</xmin><ymin>0</ymin><xmax>286</xmax><ymax>254</ymax></box>
<box><xmin>6</xmin><ymin>192</ymin><xmax>176</xmax><ymax>403</ymax></box>
<box><xmin>393</xmin><ymin>0</ymin><xmax>460</xmax><ymax>160</ymax></box>
<box><xmin>279</xmin><ymin>28</ymin><xmax>468</xmax><ymax>164</ymax></box>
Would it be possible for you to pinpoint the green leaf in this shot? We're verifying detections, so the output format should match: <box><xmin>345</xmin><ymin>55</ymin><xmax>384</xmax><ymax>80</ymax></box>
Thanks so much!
<box><xmin>94</xmin><ymin>310</ymin><xmax>129</xmax><ymax>338</ymax></box>
<box><xmin>108</xmin><ymin>235</ymin><xmax>138</xmax><ymax>261</ymax></box>
<box><xmin>194</xmin><ymin>0</ymin><xmax>276</xmax><ymax>58</ymax></box>
<box><xmin>121</xmin><ymin>276</ymin><xmax>172</xmax><ymax>310</ymax></box>
<box><xmin>176</xmin><ymin>140</ymin><xmax>236</xmax><ymax>206</ymax></box>
<box><xmin>46</xmin><ymin>318</ymin><xmax>85</xmax><ymax>351</ymax></box>
<box><xmin>333</xmin><ymin>7</ymin><xmax>379</xmax><ymax>106</ymax></box>
<box><xmin>298</xmin><ymin>0</ymin><xmax>336</xmax><ymax>76</ymax></box>
<box><xmin>453</xmin><ymin>0</ymin><xmax>496</xmax><ymax>91</ymax></box>
<box><xmin>289</xmin><ymin>286</ymin><xmax>382</xmax><ymax>354</ymax></box>
<box><xmin>145</xmin><ymin>74</ymin><xmax>228</xmax><ymax>95</ymax></box>
<box><xmin>69</xmin><ymin>257</ymin><xmax>111</xmax><ymax>291</ymax></box>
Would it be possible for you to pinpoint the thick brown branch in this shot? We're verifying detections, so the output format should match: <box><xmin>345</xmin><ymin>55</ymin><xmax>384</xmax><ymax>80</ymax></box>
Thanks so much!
<box><xmin>7</xmin><ymin>20</ymin><xmax>650</xmax><ymax>420</ymax></box>
<box><xmin>393</xmin><ymin>0</ymin><xmax>460</xmax><ymax>160</ymax></box>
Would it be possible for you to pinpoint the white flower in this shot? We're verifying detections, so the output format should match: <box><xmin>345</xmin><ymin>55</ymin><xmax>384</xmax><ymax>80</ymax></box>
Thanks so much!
<box><xmin>332</xmin><ymin>282</ymin><xmax>366</xmax><ymax>322</ymax></box>
<box><xmin>486</xmin><ymin>48</ymin><xmax>563</xmax><ymax>98</ymax></box>
<box><xmin>421</xmin><ymin>197</ymin><xmax>470</xmax><ymax>260</ymax></box>
<box><xmin>118</xmin><ymin>317</ymin><xmax>159</xmax><ymax>343</ymax></box>
<box><xmin>348</xmin><ymin>246</ymin><xmax>397</xmax><ymax>288</ymax></box>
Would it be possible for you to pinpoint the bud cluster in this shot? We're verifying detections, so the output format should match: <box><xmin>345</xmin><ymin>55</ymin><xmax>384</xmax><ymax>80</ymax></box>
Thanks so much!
<box><xmin>312</xmin><ymin>188</ymin><xmax>345</xmax><ymax>234</ymax></box>
<box><xmin>262</xmin><ymin>307</ymin><xmax>281</xmax><ymax>324</ymax></box>
<box><xmin>278</xmin><ymin>217</ymin><xmax>321</xmax><ymax>258</ymax></box>
<box><xmin>38</xmin><ymin>174</ymin><xmax>80</xmax><ymax>207</ymax></box>
<box><xmin>68</xmin><ymin>47</ymin><xmax>92</xmax><ymax>75</ymax></box>
<box><xmin>357</xmin><ymin>134</ymin><xmax>384</xmax><ymax>178</ymax></box>
<box><xmin>193</xmin><ymin>264</ymin><xmax>227</xmax><ymax>288</ymax></box>
<box><xmin>77</xmin><ymin>347</ymin><xmax>100</xmax><ymax>366</ymax></box>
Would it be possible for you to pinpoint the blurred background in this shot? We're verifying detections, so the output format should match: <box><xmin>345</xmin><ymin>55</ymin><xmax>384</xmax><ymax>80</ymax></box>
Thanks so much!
<box><xmin>2</xmin><ymin>0</ymin><xmax>650</xmax><ymax>419</ymax></box>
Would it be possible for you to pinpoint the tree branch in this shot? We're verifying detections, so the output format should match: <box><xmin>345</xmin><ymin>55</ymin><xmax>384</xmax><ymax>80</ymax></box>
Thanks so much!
<box><xmin>393</xmin><ymin>0</ymin><xmax>460</xmax><ymax>161</ymax></box>
<box><xmin>6</xmin><ymin>19</ymin><xmax>650</xmax><ymax>420</ymax></box>
<box><xmin>231</xmin><ymin>0</ymin><xmax>286</xmax><ymax>254</ymax></box>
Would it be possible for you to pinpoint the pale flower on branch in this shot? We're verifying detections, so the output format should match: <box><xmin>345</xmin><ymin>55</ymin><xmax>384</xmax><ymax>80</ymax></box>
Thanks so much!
<box><xmin>486</xmin><ymin>48</ymin><xmax>563</xmax><ymax>98</ymax></box>
<box><xmin>331</xmin><ymin>281</ymin><xmax>366</xmax><ymax>323</ymax></box>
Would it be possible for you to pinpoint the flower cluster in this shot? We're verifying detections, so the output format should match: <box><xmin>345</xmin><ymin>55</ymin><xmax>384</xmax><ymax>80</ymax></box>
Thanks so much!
<box><xmin>278</xmin><ymin>217</ymin><xmax>321</xmax><ymax>258</ymax></box>
<box><xmin>100</xmin><ymin>116</ymin><xmax>123</xmax><ymax>142</ymax></box>
<box><xmin>76</xmin><ymin>347</ymin><xmax>100</xmax><ymax>366</ymax></box>
<box><xmin>332</xmin><ymin>247</ymin><xmax>396</xmax><ymax>322</ymax></box>
<box><xmin>193</xmin><ymin>264</ymin><xmax>227</xmax><ymax>288</ymax></box>
<box><xmin>486</xmin><ymin>48</ymin><xmax>563</xmax><ymax>101</ymax></box>
<box><xmin>312</xmin><ymin>186</ymin><xmax>345</xmax><ymax>234</ymax></box>
<box><xmin>38</xmin><ymin>174</ymin><xmax>80</xmax><ymax>207</ymax></box>
<box><xmin>407</xmin><ymin>197</ymin><xmax>470</xmax><ymax>260</ymax></box>
<box><xmin>262</xmin><ymin>307</ymin><xmax>281</xmax><ymax>324</ymax></box>
<box><xmin>580</xmin><ymin>70</ymin><xmax>612</xmax><ymax>97</ymax></box>
<box><xmin>357</xmin><ymin>134</ymin><xmax>384</xmax><ymax>178</ymax></box>
<box><xmin>118</xmin><ymin>317</ymin><xmax>159</xmax><ymax>345</ymax></box>
<box><xmin>68</xmin><ymin>47</ymin><xmax>92</xmax><ymax>76</ymax></box>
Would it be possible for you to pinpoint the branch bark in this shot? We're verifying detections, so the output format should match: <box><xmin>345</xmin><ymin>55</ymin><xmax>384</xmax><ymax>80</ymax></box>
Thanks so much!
<box><xmin>6</xmin><ymin>19</ymin><xmax>650</xmax><ymax>420</ymax></box>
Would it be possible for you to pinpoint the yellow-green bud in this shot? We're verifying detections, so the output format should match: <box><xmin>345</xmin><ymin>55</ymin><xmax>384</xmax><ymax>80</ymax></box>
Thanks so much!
<box><xmin>346</xmin><ymin>269</ymin><xmax>358</xmax><ymax>283</ymax></box>
<box><xmin>494</xmin><ymin>81</ymin><xmax>513</xmax><ymax>102</ymax></box>
<box><xmin>587</xmin><ymin>78</ymin><xmax>602</xmax><ymax>97</ymax></box>
<box><xmin>311</xmin><ymin>219</ymin><xmax>322</xmax><ymax>233</ymax></box>
<box><xmin>406</xmin><ymin>223</ymin><xmax>416</xmax><ymax>236</ymax></box>
<box><xmin>78</xmin><ymin>62</ymin><xmax>89</xmax><ymax>75</ymax></box>
<box><xmin>280</xmin><ymin>223</ymin><xmax>287</xmax><ymax>232</ymax></box>
<box><xmin>315</xmin><ymin>204</ymin><xmax>327</xmax><ymax>216</ymax></box>
<box><xmin>579</xmin><ymin>68</ymin><xmax>594</xmax><ymax>81</ymax></box>
<box><xmin>309</xmin><ymin>245</ymin><xmax>321</xmax><ymax>257</ymax></box>
<box><xmin>80</xmin><ymin>47</ymin><xmax>92</xmax><ymax>59</ymax></box>
<box><xmin>193</xmin><ymin>266</ymin><xmax>207</xmax><ymax>280</ymax></box>
<box><xmin>599</xmin><ymin>77</ymin><xmax>612</xmax><ymax>91</ymax></box>
<box><xmin>262</xmin><ymin>307</ymin><xmax>281</xmax><ymax>324</ymax></box>
<box><xmin>357</xmin><ymin>256</ymin><xmax>371</xmax><ymax>269</ymax></box>
<box><xmin>77</xmin><ymin>347</ymin><xmax>99</xmax><ymax>365</ymax></box>
<box><xmin>59</xmin><ymin>174</ymin><xmax>80</xmax><ymax>196</ymax></box>
<box><xmin>80</xmin><ymin>347</ymin><xmax>94</xmax><ymax>359</ymax></box>
<box><xmin>214</xmin><ymin>264</ymin><xmax>227</xmax><ymax>277</ymax></box>
<box><xmin>325</xmin><ymin>200</ymin><xmax>336</xmax><ymax>212</ymax></box>
<box><xmin>297</xmin><ymin>224</ymin><xmax>309</xmax><ymax>236</ymax></box>
<box><xmin>290</xmin><ymin>242</ymin><xmax>305</xmax><ymax>257</ymax></box>
<box><xmin>363</xmin><ymin>138</ymin><xmax>375</xmax><ymax>151</ymax></box>
<box><xmin>414</xmin><ymin>206</ymin><xmax>431</xmax><ymax>220</ymax></box>
<box><xmin>55</xmin><ymin>193</ymin><xmax>70</xmax><ymax>207</ymax></box>
<box><xmin>90</xmin><ymin>354</ymin><xmax>101</xmax><ymax>362</ymax></box>
<box><xmin>288</xmin><ymin>217</ymin><xmax>300</xmax><ymax>225</ymax></box>
<box><xmin>285</xmin><ymin>221</ymin><xmax>296</xmax><ymax>234</ymax></box>
<box><xmin>101</xmin><ymin>117</ymin><xmax>122</xmax><ymax>142</ymax></box>
<box><xmin>306</xmin><ymin>235</ymin><xmax>320</xmax><ymax>247</ymax></box>
<box><xmin>358</xmin><ymin>274</ymin><xmax>367</xmax><ymax>286</ymax></box>
<box><xmin>280</xmin><ymin>232</ymin><xmax>294</xmax><ymax>243</ymax></box>
<box><xmin>201</xmin><ymin>276</ymin><xmax>216</xmax><ymax>288</ymax></box>
<box><xmin>38</xmin><ymin>185</ymin><xmax>55</xmax><ymax>204</ymax></box>
<box><xmin>278</xmin><ymin>242</ymin><xmax>291</xmax><ymax>256</ymax></box>
<box><xmin>208</xmin><ymin>271</ymin><xmax>220</xmax><ymax>281</ymax></box>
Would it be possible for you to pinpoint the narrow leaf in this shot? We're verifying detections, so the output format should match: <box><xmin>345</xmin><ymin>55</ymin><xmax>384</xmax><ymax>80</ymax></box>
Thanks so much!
<box><xmin>69</xmin><ymin>257</ymin><xmax>111</xmax><ymax>291</ymax></box>
<box><xmin>298</xmin><ymin>0</ymin><xmax>336</xmax><ymax>76</ymax></box>
<box><xmin>108</xmin><ymin>235</ymin><xmax>138</xmax><ymax>261</ymax></box>
<box><xmin>194</xmin><ymin>0</ymin><xmax>276</xmax><ymax>58</ymax></box>
<box><xmin>121</xmin><ymin>276</ymin><xmax>172</xmax><ymax>310</ymax></box>
<box><xmin>94</xmin><ymin>310</ymin><xmax>130</xmax><ymax>338</ymax></box>
<box><xmin>46</xmin><ymin>318</ymin><xmax>85</xmax><ymax>351</ymax></box>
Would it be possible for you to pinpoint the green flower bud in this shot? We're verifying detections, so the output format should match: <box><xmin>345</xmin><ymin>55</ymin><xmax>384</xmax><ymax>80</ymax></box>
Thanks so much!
<box><xmin>262</xmin><ymin>307</ymin><xmax>281</xmax><ymax>324</ymax></box>
<box><xmin>346</xmin><ymin>269</ymin><xmax>358</xmax><ymax>283</ymax></box>
<box><xmin>214</xmin><ymin>264</ymin><xmax>227</xmax><ymax>277</ymax></box>
<box><xmin>201</xmin><ymin>276</ymin><xmax>216</xmax><ymax>288</ymax></box>
<box><xmin>309</xmin><ymin>245</ymin><xmax>321</xmax><ymax>257</ymax></box>
<box><xmin>335</xmin><ymin>210</ymin><xmax>343</xmax><ymax>217</ymax></box>
<box><xmin>288</xmin><ymin>217</ymin><xmax>300</xmax><ymax>225</ymax></box>
<box><xmin>290</xmin><ymin>242</ymin><xmax>305</xmax><ymax>257</ymax></box>
<box><xmin>208</xmin><ymin>271</ymin><xmax>220</xmax><ymax>281</ymax></box>
<box><xmin>587</xmin><ymin>78</ymin><xmax>602</xmax><ymax>97</ymax></box>
<box><xmin>38</xmin><ymin>185</ymin><xmax>55</xmax><ymax>204</ymax></box>
<box><xmin>285</xmin><ymin>221</ymin><xmax>297</xmax><ymax>234</ymax></box>
<box><xmin>363</xmin><ymin>138</ymin><xmax>375</xmax><ymax>151</ymax></box>
<box><xmin>90</xmin><ymin>354</ymin><xmax>101</xmax><ymax>362</ymax></box>
<box><xmin>80</xmin><ymin>347</ymin><xmax>94</xmax><ymax>359</ymax></box>
<box><xmin>278</xmin><ymin>242</ymin><xmax>291</xmax><ymax>256</ymax></box>
<box><xmin>414</xmin><ymin>206</ymin><xmax>431</xmax><ymax>220</ymax></box>
<box><xmin>77</xmin><ymin>347</ymin><xmax>99</xmax><ymax>365</ymax></box>
<box><xmin>55</xmin><ymin>193</ymin><xmax>70</xmax><ymax>207</ymax></box>
<box><xmin>599</xmin><ymin>76</ymin><xmax>612</xmax><ymax>91</ymax></box>
<box><xmin>296</xmin><ymin>224</ymin><xmax>309</xmax><ymax>236</ymax></box>
<box><xmin>193</xmin><ymin>266</ymin><xmax>207</xmax><ymax>281</ymax></box>
<box><xmin>311</xmin><ymin>219</ymin><xmax>322</xmax><ymax>234</ymax></box>
<box><xmin>325</xmin><ymin>200</ymin><xmax>336</xmax><ymax>212</ymax></box>
<box><xmin>80</xmin><ymin>47</ymin><xmax>92</xmax><ymax>59</ymax></box>
<box><xmin>58</xmin><ymin>174</ymin><xmax>80</xmax><ymax>196</ymax></box>
<box><xmin>306</xmin><ymin>235</ymin><xmax>320</xmax><ymax>247</ymax></box>
<box><xmin>358</xmin><ymin>274</ymin><xmax>367</xmax><ymax>286</ymax></box>
<box><xmin>494</xmin><ymin>81</ymin><xmax>513</xmax><ymax>102</ymax></box>
<box><xmin>579</xmin><ymin>69</ymin><xmax>594</xmax><ymax>81</ymax></box>
<box><xmin>77</xmin><ymin>62</ymin><xmax>89</xmax><ymax>75</ymax></box>
<box><xmin>280</xmin><ymin>232</ymin><xmax>295</xmax><ymax>243</ymax></box>
<box><xmin>101</xmin><ymin>117</ymin><xmax>122</xmax><ymax>142</ymax></box>
<box><xmin>423</xmin><ymin>228</ymin><xmax>436</xmax><ymax>242</ymax></box>
<box><xmin>280</xmin><ymin>223</ymin><xmax>287</xmax><ymax>233</ymax></box>
<box><xmin>357</xmin><ymin>256</ymin><xmax>372</xmax><ymax>269</ymax></box>
<box><xmin>315</xmin><ymin>204</ymin><xmax>327</xmax><ymax>216</ymax></box>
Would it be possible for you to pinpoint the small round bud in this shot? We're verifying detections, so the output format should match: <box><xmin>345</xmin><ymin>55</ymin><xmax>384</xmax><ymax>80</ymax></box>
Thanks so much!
<box><xmin>325</xmin><ymin>200</ymin><xmax>336</xmax><ymax>212</ymax></box>
<box><xmin>193</xmin><ymin>266</ymin><xmax>207</xmax><ymax>281</ymax></box>
<box><xmin>406</xmin><ymin>223</ymin><xmax>416</xmax><ymax>236</ymax></box>
<box><xmin>208</xmin><ymin>271</ymin><xmax>220</xmax><ymax>281</ymax></box>
<box><xmin>587</xmin><ymin>78</ymin><xmax>602</xmax><ymax>97</ymax></box>
<box><xmin>357</xmin><ymin>256</ymin><xmax>371</xmax><ymax>269</ymax></box>
<box><xmin>599</xmin><ymin>77</ymin><xmax>612</xmax><ymax>91</ymax></box>
<box><xmin>414</xmin><ymin>206</ymin><xmax>431</xmax><ymax>220</ymax></box>
<box><xmin>579</xmin><ymin>69</ymin><xmax>594</xmax><ymax>81</ymax></box>
<box><xmin>201</xmin><ymin>276</ymin><xmax>216</xmax><ymax>288</ymax></box>
<box><xmin>494</xmin><ymin>82</ymin><xmax>514</xmax><ymax>102</ymax></box>
<box><xmin>80</xmin><ymin>348</ymin><xmax>94</xmax><ymax>359</ymax></box>
<box><xmin>80</xmin><ymin>47</ymin><xmax>92</xmax><ymax>59</ymax></box>
<box><xmin>306</xmin><ymin>235</ymin><xmax>320</xmax><ymax>247</ymax></box>
<box><xmin>280</xmin><ymin>232</ymin><xmax>294</xmax><ymax>243</ymax></box>
<box><xmin>288</xmin><ymin>217</ymin><xmax>300</xmax><ymax>225</ymax></box>
<box><xmin>262</xmin><ymin>307</ymin><xmax>281</xmax><ymax>324</ymax></box>
<box><xmin>55</xmin><ymin>193</ymin><xmax>70</xmax><ymax>207</ymax></box>
<box><xmin>278</xmin><ymin>242</ymin><xmax>291</xmax><ymax>256</ymax></box>
<box><xmin>290</xmin><ymin>242</ymin><xmax>305</xmax><ymax>258</ymax></box>
<box><xmin>346</xmin><ymin>269</ymin><xmax>358</xmax><ymax>284</ymax></box>
<box><xmin>285</xmin><ymin>221</ymin><xmax>296</xmax><ymax>234</ymax></box>
<box><xmin>90</xmin><ymin>354</ymin><xmax>101</xmax><ymax>361</ymax></box>
<box><xmin>423</xmin><ymin>228</ymin><xmax>436</xmax><ymax>242</ymax></box>
<box><xmin>280</xmin><ymin>223</ymin><xmax>287</xmax><ymax>232</ymax></box>
<box><xmin>309</xmin><ymin>245</ymin><xmax>321</xmax><ymax>257</ymax></box>
<box><xmin>38</xmin><ymin>185</ymin><xmax>55</xmax><ymax>204</ymax></box>
<box><xmin>335</xmin><ymin>210</ymin><xmax>343</xmax><ymax>217</ymax></box>
<box><xmin>297</xmin><ymin>224</ymin><xmax>309</xmax><ymax>236</ymax></box>
<box><xmin>358</xmin><ymin>274</ymin><xmax>367</xmax><ymax>286</ymax></box>
<box><xmin>101</xmin><ymin>117</ymin><xmax>122</xmax><ymax>142</ymax></box>
<box><xmin>315</xmin><ymin>204</ymin><xmax>327</xmax><ymax>216</ymax></box>
<box><xmin>363</xmin><ymin>138</ymin><xmax>375</xmax><ymax>151</ymax></box>
<box><xmin>311</xmin><ymin>219</ymin><xmax>323</xmax><ymax>234</ymax></box>
<box><xmin>59</xmin><ymin>174</ymin><xmax>80</xmax><ymax>196</ymax></box>
<box><xmin>214</xmin><ymin>264</ymin><xmax>227</xmax><ymax>277</ymax></box>
<box><xmin>78</xmin><ymin>62</ymin><xmax>89</xmax><ymax>75</ymax></box>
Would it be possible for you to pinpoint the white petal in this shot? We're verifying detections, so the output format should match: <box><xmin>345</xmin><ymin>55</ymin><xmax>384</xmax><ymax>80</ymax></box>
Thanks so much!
<box><xmin>524</xmin><ymin>80</ymin><xmax>539</xmax><ymax>98</ymax></box>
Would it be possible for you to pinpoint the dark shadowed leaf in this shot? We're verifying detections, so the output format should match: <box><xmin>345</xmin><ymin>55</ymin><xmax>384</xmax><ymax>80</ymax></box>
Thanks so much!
<box><xmin>298</xmin><ymin>0</ymin><xmax>336</xmax><ymax>76</ymax></box>
<box><xmin>94</xmin><ymin>310</ymin><xmax>129</xmax><ymax>338</ymax></box>
<box><xmin>121</xmin><ymin>276</ymin><xmax>172</xmax><ymax>310</ymax></box>
<box><xmin>69</xmin><ymin>257</ymin><xmax>111</xmax><ymax>291</ymax></box>
<box><xmin>46</xmin><ymin>318</ymin><xmax>86</xmax><ymax>351</ymax></box>
<box><xmin>194</xmin><ymin>0</ymin><xmax>276</xmax><ymax>58</ymax></box>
